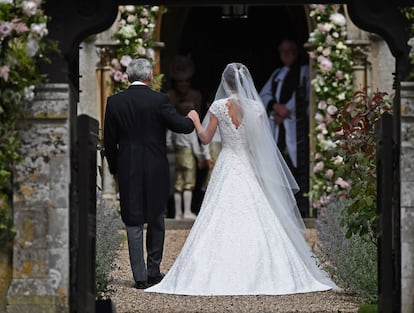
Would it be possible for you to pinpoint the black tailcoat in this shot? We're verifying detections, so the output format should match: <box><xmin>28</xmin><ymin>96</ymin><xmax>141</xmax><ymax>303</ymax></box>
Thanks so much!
<box><xmin>104</xmin><ymin>84</ymin><xmax>194</xmax><ymax>225</ymax></box>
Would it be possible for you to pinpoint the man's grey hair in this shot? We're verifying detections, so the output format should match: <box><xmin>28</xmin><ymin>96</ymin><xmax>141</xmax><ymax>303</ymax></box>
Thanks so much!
<box><xmin>126</xmin><ymin>58</ymin><xmax>153</xmax><ymax>83</ymax></box>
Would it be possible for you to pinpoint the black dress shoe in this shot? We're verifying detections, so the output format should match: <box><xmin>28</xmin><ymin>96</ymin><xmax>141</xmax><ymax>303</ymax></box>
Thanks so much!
<box><xmin>147</xmin><ymin>273</ymin><xmax>165</xmax><ymax>286</ymax></box>
<box><xmin>134</xmin><ymin>281</ymin><xmax>148</xmax><ymax>289</ymax></box>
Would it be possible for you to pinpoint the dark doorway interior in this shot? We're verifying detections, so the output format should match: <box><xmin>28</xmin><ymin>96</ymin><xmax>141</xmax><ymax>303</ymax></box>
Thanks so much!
<box><xmin>160</xmin><ymin>5</ymin><xmax>309</xmax><ymax>105</ymax></box>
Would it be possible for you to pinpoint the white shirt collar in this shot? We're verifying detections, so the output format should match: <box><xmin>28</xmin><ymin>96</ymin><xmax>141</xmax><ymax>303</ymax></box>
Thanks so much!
<box><xmin>131</xmin><ymin>81</ymin><xmax>146</xmax><ymax>86</ymax></box>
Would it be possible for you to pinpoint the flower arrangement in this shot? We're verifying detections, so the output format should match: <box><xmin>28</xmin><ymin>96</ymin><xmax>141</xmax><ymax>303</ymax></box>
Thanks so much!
<box><xmin>0</xmin><ymin>0</ymin><xmax>57</xmax><ymax>247</ymax></box>
<box><xmin>307</xmin><ymin>4</ymin><xmax>354</xmax><ymax>214</ymax></box>
<box><xmin>109</xmin><ymin>5</ymin><xmax>166</xmax><ymax>94</ymax></box>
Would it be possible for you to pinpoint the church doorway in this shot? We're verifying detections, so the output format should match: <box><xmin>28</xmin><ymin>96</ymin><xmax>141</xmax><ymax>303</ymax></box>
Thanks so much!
<box><xmin>159</xmin><ymin>5</ymin><xmax>312</xmax><ymax>217</ymax></box>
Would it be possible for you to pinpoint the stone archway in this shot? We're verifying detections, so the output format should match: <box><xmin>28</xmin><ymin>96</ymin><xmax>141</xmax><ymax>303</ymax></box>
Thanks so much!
<box><xmin>4</xmin><ymin>1</ymin><xmax>413</xmax><ymax>312</ymax></box>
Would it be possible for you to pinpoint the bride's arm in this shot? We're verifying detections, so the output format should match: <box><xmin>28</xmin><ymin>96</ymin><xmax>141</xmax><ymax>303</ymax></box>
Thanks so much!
<box><xmin>188</xmin><ymin>110</ymin><xmax>218</xmax><ymax>145</ymax></box>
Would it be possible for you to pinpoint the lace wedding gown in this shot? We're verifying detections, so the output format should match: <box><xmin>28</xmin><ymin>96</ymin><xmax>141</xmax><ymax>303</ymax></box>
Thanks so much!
<box><xmin>145</xmin><ymin>99</ymin><xmax>336</xmax><ymax>296</ymax></box>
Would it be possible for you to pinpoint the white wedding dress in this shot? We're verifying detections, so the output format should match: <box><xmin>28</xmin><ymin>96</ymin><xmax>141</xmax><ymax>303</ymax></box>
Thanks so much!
<box><xmin>145</xmin><ymin>98</ymin><xmax>336</xmax><ymax>296</ymax></box>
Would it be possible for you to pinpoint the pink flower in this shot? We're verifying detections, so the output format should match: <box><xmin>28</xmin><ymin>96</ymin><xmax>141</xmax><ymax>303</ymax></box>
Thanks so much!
<box><xmin>111</xmin><ymin>58</ymin><xmax>121</xmax><ymax>70</ymax></box>
<box><xmin>327</xmin><ymin>105</ymin><xmax>338</xmax><ymax>115</ymax></box>
<box><xmin>13</xmin><ymin>21</ymin><xmax>29</xmax><ymax>34</ymax></box>
<box><xmin>318</xmin><ymin>101</ymin><xmax>327</xmax><ymax>110</ymax></box>
<box><xmin>335</xmin><ymin>177</ymin><xmax>351</xmax><ymax>189</ymax></box>
<box><xmin>326</xmin><ymin>35</ymin><xmax>335</xmax><ymax>46</ymax></box>
<box><xmin>308</xmin><ymin>51</ymin><xmax>316</xmax><ymax>59</ymax></box>
<box><xmin>120</xmin><ymin>55</ymin><xmax>132</xmax><ymax>67</ymax></box>
<box><xmin>0</xmin><ymin>65</ymin><xmax>10</xmax><ymax>81</ymax></box>
<box><xmin>0</xmin><ymin>22</ymin><xmax>13</xmax><ymax>37</ymax></box>
<box><xmin>113</xmin><ymin>70</ymin><xmax>123</xmax><ymax>82</ymax></box>
<box><xmin>313</xmin><ymin>161</ymin><xmax>325</xmax><ymax>173</ymax></box>
<box><xmin>335</xmin><ymin>70</ymin><xmax>344</xmax><ymax>80</ymax></box>
<box><xmin>318</xmin><ymin>56</ymin><xmax>333</xmax><ymax>72</ymax></box>
<box><xmin>325</xmin><ymin>169</ymin><xmax>334</xmax><ymax>179</ymax></box>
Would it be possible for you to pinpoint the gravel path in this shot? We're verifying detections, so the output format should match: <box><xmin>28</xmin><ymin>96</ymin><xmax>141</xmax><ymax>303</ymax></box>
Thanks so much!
<box><xmin>109</xmin><ymin>226</ymin><xmax>363</xmax><ymax>313</ymax></box>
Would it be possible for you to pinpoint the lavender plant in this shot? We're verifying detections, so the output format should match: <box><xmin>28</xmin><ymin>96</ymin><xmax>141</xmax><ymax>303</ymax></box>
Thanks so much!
<box><xmin>316</xmin><ymin>197</ymin><xmax>377</xmax><ymax>303</ymax></box>
<box><xmin>96</xmin><ymin>190</ymin><xmax>123</xmax><ymax>300</ymax></box>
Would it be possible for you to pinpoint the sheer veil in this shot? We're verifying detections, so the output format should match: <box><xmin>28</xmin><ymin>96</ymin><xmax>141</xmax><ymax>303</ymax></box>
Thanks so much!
<box><xmin>210</xmin><ymin>63</ymin><xmax>337</xmax><ymax>288</ymax></box>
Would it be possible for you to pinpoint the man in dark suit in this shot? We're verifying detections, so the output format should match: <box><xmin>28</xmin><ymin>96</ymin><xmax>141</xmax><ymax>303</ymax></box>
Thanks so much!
<box><xmin>103</xmin><ymin>58</ymin><xmax>195</xmax><ymax>289</ymax></box>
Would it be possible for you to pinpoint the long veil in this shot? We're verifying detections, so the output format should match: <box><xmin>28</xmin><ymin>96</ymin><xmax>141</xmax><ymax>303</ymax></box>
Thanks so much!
<box><xmin>210</xmin><ymin>63</ymin><xmax>337</xmax><ymax>288</ymax></box>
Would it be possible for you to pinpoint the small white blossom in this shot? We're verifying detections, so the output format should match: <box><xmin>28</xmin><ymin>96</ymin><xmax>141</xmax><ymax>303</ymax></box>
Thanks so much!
<box><xmin>330</xmin><ymin>13</ymin><xmax>346</xmax><ymax>26</ymax></box>
<box><xmin>22</xmin><ymin>1</ymin><xmax>38</xmax><ymax>16</ymax></box>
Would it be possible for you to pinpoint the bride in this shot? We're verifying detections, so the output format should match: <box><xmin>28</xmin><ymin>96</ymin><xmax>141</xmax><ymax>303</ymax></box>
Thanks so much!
<box><xmin>145</xmin><ymin>62</ymin><xmax>338</xmax><ymax>296</ymax></box>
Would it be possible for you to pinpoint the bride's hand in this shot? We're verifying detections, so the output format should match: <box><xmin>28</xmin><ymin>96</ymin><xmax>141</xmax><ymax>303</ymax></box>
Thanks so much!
<box><xmin>187</xmin><ymin>110</ymin><xmax>200</xmax><ymax>123</ymax></box>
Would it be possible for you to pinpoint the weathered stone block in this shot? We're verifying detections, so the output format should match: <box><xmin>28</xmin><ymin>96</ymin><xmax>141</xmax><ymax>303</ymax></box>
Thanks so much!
<box><xmin>21</xmin><ymin>84</ymin><xmax>69</xmax><ymax>119</ymax></box>
<box><xmin>401</xmin><ymin>122</ymin><xmax>414</xmax><ymax>149</ymax></box>
<box><xmin>47</xmin><ymin>209</ymin><xmax>69</xmax><ymax>248</ymax></box>
<box><xmin>12</xmin><ymin>248</ymin><xmax>49</xmax><ymax>278</ymax></box>
<box><xmin>401</xmin><ymin>207</ymin><xmax>414</xmax><ymax>244</ymax></box>
<box><xmin>13</xmin><ymin>210</ymin><xmax>48</xmax><ymax>249</ymax></box>
<box><xmin>401</xmin><ymin>182</ymin><xmax>414</xmax><ymax>207</ymax></box>
<box><xmin>49</xmin><ymin>156</ymin><xmax>70</xmax><ymax>208</ymax></box>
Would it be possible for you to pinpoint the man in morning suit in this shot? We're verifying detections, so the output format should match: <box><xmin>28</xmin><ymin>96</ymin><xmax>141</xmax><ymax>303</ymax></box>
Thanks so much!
<box><xmin>103</xmin><ymin>58</ymin><xmax>195</xmax><ymax>289</ymax></box>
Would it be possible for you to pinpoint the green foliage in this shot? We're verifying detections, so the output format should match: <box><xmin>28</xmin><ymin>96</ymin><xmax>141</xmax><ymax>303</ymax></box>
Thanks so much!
<box><xmin>317</xmin><ymin>197</ymin><xmax>378</xmax><ymax>303</ymax></box>
<box><xmin>95</xmin><ymin>191</ymin><xmax>123</xmax><ymax>300</ymax></box>
<box><xmin>0</xmin><ymin>0</ymin><xmax>58</xmax><ymax>247</ymax></box>
<box><xmin>333</xmin><ymin>89</ymin><xmax>392</xmax><ymax>241</ymax></box>
<box><xmin>401</xmin><ymin>7</ymin><xmax>414</xmax><ymax>81</ymax></box>
<box><xmin>358</xmin><ymin>304</ymin><xmax>377</xmax><ymax>313</ymax></box>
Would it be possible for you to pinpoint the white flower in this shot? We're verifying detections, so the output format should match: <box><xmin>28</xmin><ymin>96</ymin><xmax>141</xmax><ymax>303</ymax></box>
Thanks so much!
<box><xmin>151</xmin><ymin>6</ymin><xmax>159</xmax><ymax>12</ymax></box>
<box><xmin>136</xmin><ymin>46</ymin><xmax>146</xmax><ymax>56</ymax></box>
<box><xmin>146</xmin><ymin>48</ymin><xmax>155</xmax><ymax>60</ymax></box>
<box><xmin>321</xmin><ymin>139</ymin><xmax>337</xmax><ymax>149</ymax></box>
<box><xmin>31</xmin><ymin>23</ymin><xmax>48</xmax><ymax>37</ymax></box>
<box><xmin>0</xmin><ymin>0</ymin><xmax>13</xmax><ymax>4</ymax></box>
<box><xmin>337</xmin><ymin>92</ymin><xmax>346</xmax><ymax>100</ymax></box>
<box><xmin>118</xmin><ymin>25</ymin><xmax>137</xmax><ymax>38</ymax></box>
<box><xmin>332</xmin><ymin>155</ymin><xmax>344</xmax><ymax>165</ymax></box>
<box><xmin>322</xmin><ymin>48</ymin><xmax>331</xmax><ymax>56</ymax></box>
<box><xmin>315</xmin><ymin>112</ymin><xmax>324</xmax><ymax>122</ymax></box>
<box><xmin>140</xmin><ymin>18</ymin><xmax>149</xmax><ymax>26</ymax></box>
<box><xmin>24</xmin><ymin>85</ymin><xmax>35</xmax><ymax>101</ymax></box>
<box><xmin>127</xmin><ymin>15</ymin><xmax>137</xmax><ymax>23</ymax></box>
<box><xmin>22</xmin><ymin>1</ymin><xmax>38</xmax><ymax>16</ymax></box>
<box><xmin>336</xmin><ymin>41</ymin><xmax>347</xmax><ymax>50</ymax></box>
<box><xmin>318</xmin><ymin>101</ymin><xmax>327</xmax><ymax>110</ymax></box>
<box><xmin>124</xmin><ymin>5</ymin><xmax>135</xmax><ymax>13</ymax></box>
<box><xmin>26</xmin><ymin>35</ymin><xmax>39</xmax><ymax>56</ymax></box>
<box><xmin>330</xmin><ymin>13</ymin><xmax>346</xmax><ymax>26</ymax></box>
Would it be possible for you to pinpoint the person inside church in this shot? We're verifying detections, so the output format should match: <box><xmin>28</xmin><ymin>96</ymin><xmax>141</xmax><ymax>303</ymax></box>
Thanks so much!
<box><xmin>166</xmin><ymin>55</ymin><xmax>209</xmax><ymax>219</ymax></box>
<box><xmin>259</xmin><ymin>39</ymin><xmax>310</xmax><ymax>216</ymax></box>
